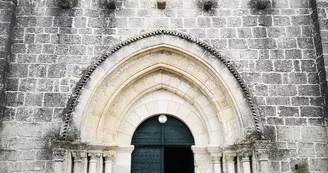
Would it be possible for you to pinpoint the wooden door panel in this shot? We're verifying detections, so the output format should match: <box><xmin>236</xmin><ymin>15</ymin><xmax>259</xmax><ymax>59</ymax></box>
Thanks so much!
<box><xmin>131</xmin><ymin>147</ymin><xmax>162</xmax><ymax>173</ymax></box>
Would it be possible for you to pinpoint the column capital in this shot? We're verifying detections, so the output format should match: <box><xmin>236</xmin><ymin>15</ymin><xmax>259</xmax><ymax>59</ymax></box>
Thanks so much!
<box><xmin>72</xmin><ymin>151</ymin><xmax>87</xmax><ymax>161</ymax></box>
<box><xmin>224</xmin><ymin>151</ymin><xmax>237</xmax><ymax>162</ymax></box>
<box><xmin>88</xmin><ymin>151</ymin><xmax>102</xmax><ymax>160</ymax></box>
<box><xmin>103</xmin><ymin>151</ymin><xmax>116</xmax><ymax>162</ymax></box>
<box><xmin>255</xmin><ymin>150</ymin><xmax>269</xmax><ymax>161</ymax></box>
<box><xmin>207</xmin><ymin>146</ymin><xmax>222</xmax><ymax>164</ymax></box>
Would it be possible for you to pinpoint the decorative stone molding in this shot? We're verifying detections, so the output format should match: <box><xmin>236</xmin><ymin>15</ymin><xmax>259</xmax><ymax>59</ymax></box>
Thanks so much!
<box><xmin>103</xmin><ymin>151</ymin><xmax>116</xmax><ymax>161</ymax></box>
<box><xmin>106</xmin><ymin>0</ymin><xmax>116</xmax><ymax>9</ymax></box>
<box><xmin>53</xmin><ymin>149</ymin><xmax>66</xmax><ymax>162</ymax></box>
<box><xmin>250</xmin><ymin>0</ymin><xmax>270</xmax><ymax>10</ymax></box>
<box><xmin>59</xmin><ymin>0</ymin><xmax>76</xmax><ymax>8</ymax></box>
<box><xmin>207</xmin><ymin>146</ymin><xmax>222</xmax><ymax>163</ymax></box>
<box><xmin>116</xmin><ymin>146</ymin><xmax>135</xmax><ymax>154</ymax></box>
<box><xmin>202</xmin><ymin>0</ymin><xmax>214</xmax><ymax>10</ymax></box>
<box><xmin>157</xmin><ymin>0</ymin><xmax>166</xmax><ymax>9</ymax></box>
<box><xmin>191</xmin><ymin>146</ymin><xmax>208</xmax><ymax>154</ymax></box>
<box><xmin>88</xmin><ymin>152</ymin><xmax>102</xmax><ymax>160</ymax></box>
<box><xmin>60</xmin><ymin>29</ymin><xmax>263</xmax><ymax>141</ymax></box>
<box><xmin>224</xmin><ymin>151</ymin><xmax>237</xmax><ymax>162</ymax></box>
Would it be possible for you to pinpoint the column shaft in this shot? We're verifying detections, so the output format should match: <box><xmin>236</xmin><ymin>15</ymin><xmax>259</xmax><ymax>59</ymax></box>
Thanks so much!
<box><xmin>105</xmin><ymin>161</ymin><xmax>113</xmax><ymax>173</ymax></box>
<box><xmin>242</xmin><ymin>160</ymin><xmax>251</xmax><ymax>173</ymax></box>
<box><xmin>214</xmin><ymin>163</ymin><xmax>221</xmax><ymax>173</ymax></box>
<box><xmin>88</xmin><ymin>160</ymin><xmax>97</xmax><ymax>173</ymax></box>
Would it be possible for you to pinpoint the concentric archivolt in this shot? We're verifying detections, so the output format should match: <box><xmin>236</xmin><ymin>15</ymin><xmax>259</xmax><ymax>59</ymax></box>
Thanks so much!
<box><xmin>61</xmin><ymin>30</ymin><xmax>262</xmax><ymax>144</ymax></box>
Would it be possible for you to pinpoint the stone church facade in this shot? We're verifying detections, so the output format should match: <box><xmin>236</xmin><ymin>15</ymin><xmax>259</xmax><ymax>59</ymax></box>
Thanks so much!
<box><xmin>1</xmin><ymin>0</ymin><xmax>328</xmax><ymax>173</ymax></box>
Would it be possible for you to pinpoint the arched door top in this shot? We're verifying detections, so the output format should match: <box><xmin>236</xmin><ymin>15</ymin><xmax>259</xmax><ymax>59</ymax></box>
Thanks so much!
<box><xmin>132</xmin><ymin>115</ymin><xmax>195</xmax><ymax>146</ymax></box>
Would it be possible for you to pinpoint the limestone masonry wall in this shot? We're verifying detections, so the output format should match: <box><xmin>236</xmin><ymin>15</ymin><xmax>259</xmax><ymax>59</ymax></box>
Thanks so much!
<box><xmin>0</xmin><ymin>0</ymin><xmax>328</xmax><ymax>172</ymax></box>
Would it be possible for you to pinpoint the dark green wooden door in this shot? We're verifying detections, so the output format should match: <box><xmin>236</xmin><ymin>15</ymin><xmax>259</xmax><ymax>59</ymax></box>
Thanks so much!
<box><xmin>131</xmin><ymin>115</ymin><xmax>195</xmax><ymax>173</ymax></box>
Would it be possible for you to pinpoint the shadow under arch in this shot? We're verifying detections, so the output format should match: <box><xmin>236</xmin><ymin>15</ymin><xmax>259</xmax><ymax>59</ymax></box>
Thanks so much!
<box><xmin>60</xmin><ymin>29</ymin><xmax>263</xmax><ymax>143</ymax></box>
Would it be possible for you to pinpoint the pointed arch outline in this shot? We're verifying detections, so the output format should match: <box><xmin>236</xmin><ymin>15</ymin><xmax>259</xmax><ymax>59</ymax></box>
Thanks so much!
<box><xmin>60</xmin><ymin>29</ymin><xmax>263</xmax><ymax>142</ymax></box>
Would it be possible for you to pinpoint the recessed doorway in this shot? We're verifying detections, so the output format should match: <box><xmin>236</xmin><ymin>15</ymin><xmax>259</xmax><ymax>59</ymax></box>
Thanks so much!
<box><xmin>131</xmin><ymin>115</ymin><xmax>195</xmax><ymax>173</ymax></box>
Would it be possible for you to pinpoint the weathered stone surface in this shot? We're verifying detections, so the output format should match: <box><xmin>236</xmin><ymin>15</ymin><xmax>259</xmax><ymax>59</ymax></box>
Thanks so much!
<box><xmin>1</xmin><ymin>0</ymin><xmax>328</xmax><ymax>172</ymax></box>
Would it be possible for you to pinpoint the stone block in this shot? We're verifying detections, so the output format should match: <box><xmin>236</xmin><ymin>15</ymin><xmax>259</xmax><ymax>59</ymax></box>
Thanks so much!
<box><xmin>237</xmin><ymin>28</ymin><xmax>252</xmax><ymax>38</ymax></box>
<box><xmin>269</xmin><ymin>85</ymin><xmax>297</xmax><ymax>96</ymax></box>
<box><xmin>255</xmin><ymin>60</ymin><xmax>273</xmax><ymax>72</ymax></box>
<box><xmin>20</xmin><ymin>161</ymin><xmax>45</xmax><ymax>171</ymax></box>
<box><xmin>277</xmin><ymin>126</ymin><xmax>300</xmax><ymax>142</ymax></box>
<box><xmin>301</xmin><ymin>127</ymin><xmax>326</xmax><ymax>142</ymax></box>
<box><xmin>298</xmin><ymin>85</ymin><xmax>320</xmax><ymax>96</ymax></box>
<box><xmin>262</xmin><ymin>73</ymin><xmax>282</xmax><ymax>84</ymax></box>
<box><xmin>197</xmin><ymin>17</ymin><xmax>211</xmax><ymax>28</ymax></box>
<box><xmin>27</xmin><ymin>44</ymin><xmax>42</xmax><ymax>54</ymax></box>
<box><xmin>273</xmin><ymin>16</ymin><xmax>291</xmax><ymax>26</ymax></box>
<box><xmin>285</xmin><ymin>118</ymin><xmax>307</xmax><ymax>126</ymax></box>
<box><xmin>266</xmin><ymin>97</ymin><xmax>290</xmax><ymax>105</ymax></box>
<box><xmin>19</xmin><ymin>78</ymin><xmax>37</xmax><ymax>92</ymax></box>
<box><xmin>268</xmin><ymin>27</ymin><xmax>286</xmax><ymax>37</ymax></box>
<box><xmin>297</xmin><ymin>38</ymin><xmax>314</xmax><ymax>49</ymax></box>
<box><xmin>28</xmin><ymin>64</ymin><xmax>47</xmax><ymax>77</ymax></box>
<box><xmin>11</xmin><ymin>43</ymin><xmax>26</xmax><ymax>54</ymax></box>
<box><xmin>242</xmin><ymin>16</ymin><xmax>257</xmax><ymax>26</ymax></box>
<box><xmin>211</xmin><ymin>17</ymin><xmax>227</xmax><ymax>28</ymax></box>
<box><xmin>228</xmin><ymin>39</ymin><xmax>247</xmax><ymax>49</ymax></box>
<box><xmin>35</xmin><ymin>34</ymin><xmax>50</xmax><ymax>43</ymax></box>
<box><xmin>170</xmin><ymin>18</ymin><xmax>183</xmax><ymax>28</ymax></box>
<box><xmin>25</xmin><ymin>93</ymin><xmax>43</xmax><ymax>106</ymax></box>
<box><xmin>285</xmin><ymin>49</ymin><xmax>302</xmax><ymax>59</ymax></box>
<box><xmin>220</xmin><ymin>28</ymin><xmax>236</xmax><ymax>38</ymax></box>
<box><xmin>315</xmin><ymin>144</ymin><xmax>328</xmax><ymax>157</ymax></box>
<box><xmin>211</xmin><ymin>39</ymin><xmax>227</xmax><ymax>49</ymax></box>
<box><xmin>289</xmin><ymin>0</ymin><xmax>310</xmax><ymax>8</ymax></box>
<box><xmin>36</xmin><ymin>149</ymin><xmax>53</xmax><ymax>160</ymax></box>
<box><xmin>17</xmin><ymin>151</ymin><xmax>35</xmax><ymax>160</ymax></box>
<box><xmin>16</xmin><ymin>107</ymin><xmax>33</xmax><ymax>122</ymax></box>
<box><xmin>277</xmin><ymin>106</ymin><xmax>299</xmax><ymax>117</ymax></box>
<box><xmin>300</xmin><ymin>107</ymin><xmax>323</xmax><ymax>117</ymax></box>
<box><xmin>259</xmin><ymin>106</ymin><xmax>276</xmax><ymax>116</ymax></box>
<box><xmin>17</xmin><ymin>54</ymin><xmax>37</xmax><ymax>63</ymax></box>
<box><xmin>145</xmin><ymin>18</ymin><xmax>169</xmax><ymax>28</ymax></box>
<box><xmin>73</xmin><ymin>17</ymin><xmax>87</xmax><ymax>28</ymax></box>
<box><xmin>226</xmin><ymin>17</ymin><xmax>241</xmax><ymax>27</ymax></box>
<box><xmin>6</xmin><ymin>92</ymin><xmax>24</xmax><ymax>107</ymax></box>
<box><xmin>300</xmin><ymin>60</ymin><xmax>316</xmax><ymax>72</ymax></box>
<box><xmin>267</xmin><ymin>117</ymin><xmax>284</xmax><ymax>125</ymax></box>
<box><xmin>291</xmin><ymin>97</ymin><xmax>309</xmax><ymax>106</ymax></box>
<box><xmin>289</xmin><ymin>73</ymin><xmax>307</xmax><ymax>84</ymax></box>
<box><xmin>309</xmin><ymin>159</ymin><xmax>328</xmax><ymax>171</ymax></box>
<box><xmin>7</xmin><ymin>78</ymin><xmax>19</xmax><ymax>91</ymax></box>
<box><xmin>0</xmin><ymin>23</ymin><xmax>10</xmax><ymax>35</ymax></box>
<box><xmin>248</xmin><ymin>38</ymin><xmax>277</xmax><ymax>49</ymax></box>
<box><xmin>286</xmin><ymin>27</ymin><xmax>301</xmax><ymax>37</ymax></box>
<box><xmin>258</xmin><ymin>15</ymin><xmax>272</xmax><ymax>26</ymax></box>
<box><xmin>269</xmin><ymin>50</ymin><xmax>284</xmax><ymax>59</ymax></box>
<box><xmin>255</xmin><ymin>84</ymin><xmax>268</xmax><ymax>96</ymax></box>
<box><xmin>277</xmin><ymin>38</ymin><xmax>297</xmax><ymax>49</ymax></box>
<box><xmin>253</xmin><ymin>27</ymin><xmax>267</xmax><ymax>38</ymax></box>
<box><xmin>48</xmin><ymin>64</ymin><xmax>66</xmax><ymax>78</ymax></box>
<box><xmin>274</xmin><ymin>60</ymin><xmax>293</xmax><ymax>72</ymax></box>
<box><xmin>44</xmin><ymin>93</ymin><xmax>67</xmax><ymax>107</ymax></box>
<box><xmin>291</xmin><ymin>16</ymin><xmax>311</xmax><ymax>26</ymax></box>
<box><xmin>37</xmin><ymin>79</ymin><xmax>54</xmax><ymax>92</ymax></box>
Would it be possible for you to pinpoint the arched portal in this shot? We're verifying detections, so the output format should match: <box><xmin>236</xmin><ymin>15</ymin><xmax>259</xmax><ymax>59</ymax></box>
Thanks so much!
<box><xmin>131</xmin><ymin>115</ymin><xmax>195</xmax><ymax>173</ymax></box>
<box><xmin>57</xmin><ymin>30</ymin><xmax>267</xmax><ymax>173</ymax></box>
